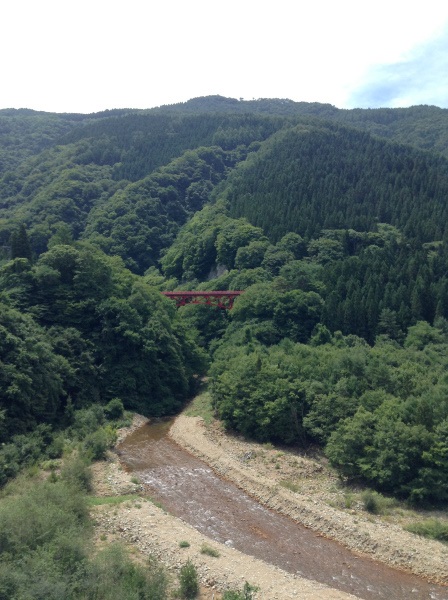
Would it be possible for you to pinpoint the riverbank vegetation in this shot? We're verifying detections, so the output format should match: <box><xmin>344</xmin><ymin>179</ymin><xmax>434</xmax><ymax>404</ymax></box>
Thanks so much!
<box><xmin>0</xmin><ymin>476</ymin><xmax>171</xmax><ymax>600</ymax></box>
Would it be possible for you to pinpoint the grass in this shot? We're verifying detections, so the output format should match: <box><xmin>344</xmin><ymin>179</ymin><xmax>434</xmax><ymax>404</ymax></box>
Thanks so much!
<box><xmin>87</xmin><ymin>494</ymin><xmax>140</xmax><ymax>506</ymax></box>
<box><xmin>184</xmin><ymin>390</ymin><xmax>215</xmax><ymax>425</ymax></box>
<box><xmin>405</xmin><ymin>519</ymin><xmax>448</xmax><ymax>543</ymax></box>
<box><xmin>147</xmin><ymin>496</ymin><xmax>165</xmax><ymax>511</ymax></box>
<box><xmin>279</xmin><ymin>480</ymin><xmax>300</xmax><ymax>493</ymax></box>
<box><xmin>200</xmin><ymin>543</ymin><xmax>220</xmax><ymax>557</ymax></box>
<box><xmin>178</xmin><ymin>540</ymin><xmax>190</xmax><ymax>548</ymax></box>
<box><xmin>344</xmin><ymin>492</ymin><xmax>354</xmax><ymax>509</ymax></box>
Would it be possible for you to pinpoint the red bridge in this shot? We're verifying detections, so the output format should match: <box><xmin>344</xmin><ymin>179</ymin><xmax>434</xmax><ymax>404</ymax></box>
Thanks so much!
<box><xmin>161</xmin><ymin>290</ymin><xmax>243</xmax><ymax>309</ymax></box>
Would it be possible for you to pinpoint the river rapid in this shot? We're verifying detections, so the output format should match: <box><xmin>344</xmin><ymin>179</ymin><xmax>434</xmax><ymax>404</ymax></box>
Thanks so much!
<box><xmin>118</xmin><ymin>419</ymin><xmax>448</xmax><ymax>600</ymax></box>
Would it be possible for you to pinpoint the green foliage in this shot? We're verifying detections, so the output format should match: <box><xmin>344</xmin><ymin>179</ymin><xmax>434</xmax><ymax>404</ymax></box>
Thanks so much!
<box><xmin>0</xmin><ymin>243</ymin><xmax>206</xmax><ymax>442</ymax></box>
<box><xmin>70</xmin><ymin>405</ymin><xmax>105</xmax><ymax>439</ymax></box>
<box><xmin>279</xmin><ymin>480</ymin><xmax>300</xmax><ymax>493</ymax></box>
<box><xmin>200</xmin><ymin>543</ymin><xmax>220</xmax><ymax>557</ymax></box>
<box><xmin>104</xmin><ymin>398</ymin><xmax>124</xmax><ymax>420</ymax></box>
<box><xmin>60</xmin><ymin>454</ymin><xmax>93</xmax><ymax>492</ymax></box>
<box><xmin>10</xmin><ymin>223</ymin><xmax>32</xmax><ymax>261</ymax></box>
<box><xmin>0</xmin><ymin>468</ymin><xmax>169</xmax><ymax>600</ymax></box>
<box><xmin>84</xmin><ymin>146</ymin><xmax>232</xmax><ymax>274</ymax></box>
<box><xmin>405</xmin><ymin>519</ymin><xmax>448</xmax><ymax>542</ymax></box>
<box><xmin>86</xmin><ymin>544</ymin><xmax>168</xmax><ymax>600</ymax></box>
<box><xmin>224</xmin><ymin>123</ymin><xmax>448</xmax><ymax>244</ymax></box>
<box><xmin>222</xmin><ymin>582</ymin><xmax>259</xmax><ymax>600</ymax></box>
<box><xmin>0</xmin><ymin>478</ymin><xmax>89</xmax><ymax>559</ymax></box>
<box><xmin>216</xmin><ymin>219</ymin><xmax>267</xmax><ymax>270</ymax></box>
<box><xmin>0</xmin><ymin>425</ymin><xmax>57</xmax><ymax>486</ymax></box>
<box><xmin>230</xmin><ymin>283</ymin><xmax>323</xmax><ymax>344</ymax></box>
<box><xmin>211</xmin><ymin>323</ymin><xmax>448</xmax><ymax>501</ymax></box>
<box><xmin>178</xmin><ymin>540</ymin><xmax>191</xmax><ymax>548</ymax></box>
<box><xmin>235</xmin><ymin>239</ymin><xmax>270</xmax><ymax>270</ymax></box>
<box><xmin>160</xmin><ymin>202</ymin><xmax>227</xmax><ymax>280</ymax></box>
<box><xmin>361</xmin><ymin>490</ymin><xmax>395</xmax><ymax>515</ymax></box>
<box><xmin>5</xmin><ymin>99</ymin><xmax>448</xmax><ymax>507</ymax></box>
<box><xmin>178</xmin><ymin>560</ymin><xmax>199</xmax><ymax>599</ymax></box>
<box><xmin>0</xmin><ymin>302</ymin><xmax>66</xmax><ymax>439</ymax></box>
<box><xmin>184</xmin><ymin>389</ymin><xmax>215</xmax><ymax>425</ymax></box>
<box><xmin>83</xmin><ymin>426</ymin><xmax>117</xmax><ymax>460</ymax></box>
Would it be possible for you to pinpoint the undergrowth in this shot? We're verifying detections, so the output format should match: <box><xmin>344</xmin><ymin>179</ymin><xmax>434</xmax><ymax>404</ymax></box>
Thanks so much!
<box><xmin>405</xmin><ymin>519</ymin><xmax>448</xmax><ymax>543</ymax></box>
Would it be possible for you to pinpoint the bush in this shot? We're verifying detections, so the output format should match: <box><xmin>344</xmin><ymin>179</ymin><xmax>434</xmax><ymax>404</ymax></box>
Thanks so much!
<box><xmin>179</xmin><ymin>540</ymin><xmax>190</xmax><ymax>548</ymax></box>
<box><xmin>70</xmin><ymin>405</ymin><xmax>105</xmax><ymax>440</ymax></box>
<box><xmin>362</xmin><ymin>490</ymin><xmax>395</xmax><ymax>515</ymax></box>
<box><xmin>200</xmin><ymin>542</ymin><xmax>220</xmax><ymax>557</ymax></box>
<box><xmin>82</xmin><ymin>544</ymin><xmax>168</xmax><ymax>600</ymax></box>
<box><xmin>83</xmin><ymin>426</ymin><xmax>117</xmax><ymax>460</ymax></box>
<box><xmin>60</xmin><ymin>454</ymin><xmax>93</xmax><ymax>492</ymax></box>
<box><xmin>223</xmin><ymin>582</ymin><xmax>259</xmax><ymax>599</ymax></box>
<box><xmin>178</xmin><ymin>560</ymin><xmax>199</xmax><ymax>599</ymax></box>
<box><xmin>0</xmin><ymin>477</ymin><xmax>169</xmax><ymax>600</ymax></box>
<box><xmin>0</xmin><ymin>425</ymin><xmax>56</xmax><ymax>487</ymax></box>
<box><xmin>104</xmin><ymin>398</ymin><xmax>124</xmax><ymax>420</ymax></box>
<box><xmin>86</xmin><ymin>544</ymin><xmax>168</xmax><ymax>600</ymax></box>
<box><xmin>0</xmin><ymin>479</ymin><xmax>89</xmax><ymax>557</ymax></box>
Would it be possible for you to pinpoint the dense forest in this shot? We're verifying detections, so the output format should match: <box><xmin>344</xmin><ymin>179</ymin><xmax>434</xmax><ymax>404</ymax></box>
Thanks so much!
<box><xmin>1</xmin><ymin>96</ymin><xmax>448</xmax><ymax>511</ymax></box>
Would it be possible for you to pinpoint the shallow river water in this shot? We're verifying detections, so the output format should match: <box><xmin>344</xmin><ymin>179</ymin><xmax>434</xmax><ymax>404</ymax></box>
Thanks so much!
<box><xmin>118</xmin><ymin>420</ymin><xmax>448</xmax><ymax>600</ymax></box>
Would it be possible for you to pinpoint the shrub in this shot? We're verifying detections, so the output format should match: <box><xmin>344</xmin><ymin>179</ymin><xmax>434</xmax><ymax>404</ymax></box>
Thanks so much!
<box><xmin>83</xmin><ymin>426</ymin><xmax>117</xmax><ymax>460</ymax></box>
<box><xmin>223</xmin><ymin>582</ymin><xmax>259</xmax><ymax>599</ymax></box>
<box><xmin>200</xmin><ymin>543</ymin><xmax>220</xmax><ymax>557</ymax></box>
<box><xmin>0</xmin><ymin>478</ymin><xmax>169</xmax><ymax>600</ymax></box>
<box><xmin>344</xmin><ymin>493</ymin><xmax>354</xmax><ymax>509</ymax></box>
<box><xmin>179</xmin><ymin>540</ymin><xmax>190</xmax><ymax>548</ymax></box>
<box><xmin>0</xmin><ymin>479</ymin><xmax>89</xmax><ymax>557</ymax></box>
<box><xmin>362</xmin><ymin>490</ymin><xmax>395</xmax><ymax>515</ymax></box>
<box><xmin>104</xmin><ymin>398</ymin><xmax>124</xmax><ymax>420</ymax></box>
<box><xmin>87</xmin><ymin>544</ymin><xmax>168</xmax><ymax>600</ymax></box>
<box><xmin>0</xmin><ymin>425</ymin><xmax>57</xmax><ymax>487</ymax></box>
<box><xmin>60</xmin><ymin>454</ymin><xmax>93</xmax><ymax>492</ymax></box>
<box><xmin>178</xmin><ymin>560</ymin><xmax>199</xmax><ymax>599</ymax></box>
<box><xmin>70</xmin><ymin>405</ymin><xmax>105</xmax><ymax>440</ymax></box>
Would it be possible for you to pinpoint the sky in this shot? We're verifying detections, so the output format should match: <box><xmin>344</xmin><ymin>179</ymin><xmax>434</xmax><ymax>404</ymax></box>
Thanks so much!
<box><xmin>2</xmin><ymin>0</ymin><xmax>448</xmax><ymax>114</ymax></box>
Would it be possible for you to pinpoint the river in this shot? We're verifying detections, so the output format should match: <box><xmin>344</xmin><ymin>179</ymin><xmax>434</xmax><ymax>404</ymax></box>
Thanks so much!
<box><xmin>118</xmin><ymin>419</ymin><xmax>448</xmax><ymax>600</ymax></box>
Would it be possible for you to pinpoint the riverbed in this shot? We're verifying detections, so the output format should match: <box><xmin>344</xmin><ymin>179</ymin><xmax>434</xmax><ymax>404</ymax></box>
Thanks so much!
<box><xmin>117</xmin><ymin>418</ymin><xmax>448</xmax><ymax>600</ymax></box>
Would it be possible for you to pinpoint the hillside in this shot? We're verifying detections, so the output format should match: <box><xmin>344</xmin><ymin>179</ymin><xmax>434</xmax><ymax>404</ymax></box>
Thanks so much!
<box><xmin>2</xmin><ymin>95</ymin><xmax>448</xmax><ymax>600</ymax></box>
<box><xmin>1</xmin><ymin>96</ymin><xmax>448</xmax><ymax>506</ymax></box>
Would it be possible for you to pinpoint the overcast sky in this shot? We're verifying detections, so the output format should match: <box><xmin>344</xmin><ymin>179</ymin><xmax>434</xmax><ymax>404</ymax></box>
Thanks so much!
<box><xmin>2</xmin><ymin>0</ymin><xmax>448</xmax><ymax>113</ymax></box>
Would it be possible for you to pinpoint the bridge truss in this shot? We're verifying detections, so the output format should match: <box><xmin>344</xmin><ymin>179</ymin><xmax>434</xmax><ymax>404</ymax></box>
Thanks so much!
<box><xmin>161</xmin><ymin>290</ymin><xmax>243</xmax><ymax>310</ymax></box>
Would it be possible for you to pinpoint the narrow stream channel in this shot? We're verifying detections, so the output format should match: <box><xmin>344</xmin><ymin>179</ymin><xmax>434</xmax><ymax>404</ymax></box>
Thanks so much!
<box><xmin>118</xmin><ymin>420</ymin><xmax>448</xmax><ymax>600</ymax></box>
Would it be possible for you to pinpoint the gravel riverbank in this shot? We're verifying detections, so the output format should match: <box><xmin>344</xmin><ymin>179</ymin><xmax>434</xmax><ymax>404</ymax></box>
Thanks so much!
<box><xmin>169</xmin><ymin>414</ymin><xmax>448</xmax><ymax>585</ymax></box>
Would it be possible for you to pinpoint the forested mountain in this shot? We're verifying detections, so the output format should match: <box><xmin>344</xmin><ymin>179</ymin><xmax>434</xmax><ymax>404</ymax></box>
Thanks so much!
<box><xmin>0</xmin><ymin>108</ymin><xmax>129</xmax><ymax>175</ymax></box>
<box><xmin>155</xmin><ymin>96</ymin><xmax>448</xmax><ymax>158</ymax></box>
<box><xmin>2</xmin><ymin>96</ymin><xmax>448</xmax><ymax>503</ymax></box>
<box><xmin>223</xmin><ymin>122</ymin><xmax>448</xmax><ymax>242</ymax></box>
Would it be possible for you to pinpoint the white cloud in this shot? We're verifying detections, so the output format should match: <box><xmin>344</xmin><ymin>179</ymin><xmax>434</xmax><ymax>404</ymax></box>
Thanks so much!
<box><xmin>2</xmin><ymin>0</ymin><xmax>448</xmax><ymax>111</ymax></box>
<box><xmin>345</xmin><ymin>25</ymin><xmax>448</xmax><ymax>108</ymax></box>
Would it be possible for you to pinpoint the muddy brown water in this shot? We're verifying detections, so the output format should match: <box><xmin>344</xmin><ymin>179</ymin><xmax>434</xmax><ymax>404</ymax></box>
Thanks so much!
<box><xmin>118</xmin><ymin>420</ymin><xmax>448</xmax><ymax>600</ymax></box>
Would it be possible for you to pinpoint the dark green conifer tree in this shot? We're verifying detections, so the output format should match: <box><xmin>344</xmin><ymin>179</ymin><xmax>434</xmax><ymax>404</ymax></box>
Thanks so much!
<box><xmin>11</xmin><ymin>224</ymin><xmax>32</xmax><ymax>261</ymax></box>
